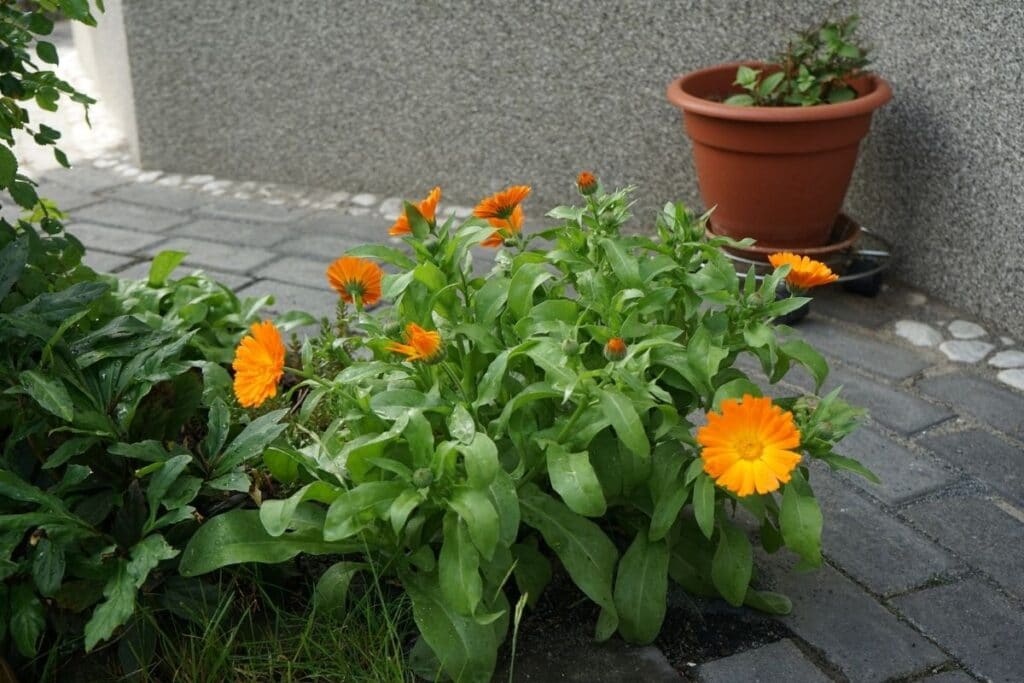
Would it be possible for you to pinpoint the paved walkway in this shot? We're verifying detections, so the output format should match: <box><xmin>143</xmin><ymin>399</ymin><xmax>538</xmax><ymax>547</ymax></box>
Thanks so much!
<box><xmin>38</xmin><ymin>164</ymin><xmax>1024</xmax><ymax>683</ymax></box>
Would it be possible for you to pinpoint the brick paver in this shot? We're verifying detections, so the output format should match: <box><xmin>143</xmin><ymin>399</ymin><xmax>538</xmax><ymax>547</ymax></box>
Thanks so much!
<box><xmin>56</xmin><ymin>164</ymin><xmax>1024</xmax><ymax>683</ymax></box>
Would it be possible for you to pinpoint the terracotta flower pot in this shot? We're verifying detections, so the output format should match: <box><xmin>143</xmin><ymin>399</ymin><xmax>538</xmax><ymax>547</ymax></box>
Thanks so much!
<box><xmin>666</xmin><ymin>63</ymin><xmax>892</xmax><ymax>250</ymax></box>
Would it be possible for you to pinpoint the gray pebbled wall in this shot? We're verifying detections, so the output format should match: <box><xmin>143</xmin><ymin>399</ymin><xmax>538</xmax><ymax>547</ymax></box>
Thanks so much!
<box><xmin>82</xmin><ymin>1</ymin><xmax>1024</xmax><ymax>336</ymax></box>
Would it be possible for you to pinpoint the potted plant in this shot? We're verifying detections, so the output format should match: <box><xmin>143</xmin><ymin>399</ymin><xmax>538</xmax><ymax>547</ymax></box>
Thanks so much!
<box><xmin>666</xmin><ymin>15</ymin><xmax>891</xmax><ymax>256</ymax></box>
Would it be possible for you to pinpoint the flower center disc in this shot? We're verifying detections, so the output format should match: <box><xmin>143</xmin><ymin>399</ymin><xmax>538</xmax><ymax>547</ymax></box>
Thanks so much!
<box><xmin>735</xmin><ymin>434</ymin><xmax>764</xmax><ymax>461</ymax></box>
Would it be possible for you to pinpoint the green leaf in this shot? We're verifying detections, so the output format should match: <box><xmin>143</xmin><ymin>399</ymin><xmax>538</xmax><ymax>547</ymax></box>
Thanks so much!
<box><xmin>649</xmin><ymin>478</ymin><xmax>688</xmax><ymax>542</ymax></box>
<box><xmin>85</xmin><ymin>562</ymin><xmax>134</xmax><ymax>651</ymax></box>
<box><xmin>758</xmin><ymin>71</ymin><xmax>786</xmax><ymax>97</ymax></box>
<box><xmin>439</xmin><ymin>513</ymin><xmax>483</xmax><ymax>616</ymax></box>
<box><xmin>213</xmin><ymin>409</ymin><xmax>287</xmax><ymax>476</ymax></box>
<box><xmin>448</xmin><ymin>404</ymin><xmax>476</xmax><ymax>444</ymax></box>
<box><xmin>457</xmin><ymin>433</ymin><xmax>498</xmax><ymax>489</ymax></box>
<box><xmin>735</xmin><ymin>65</ymin><xmax>760</xmax><ymax>86</ymax></box>
<box><xmin>780</xmin><ymin>477</ymin><xmax>823</xmax><ymax>567</ymax></box>
<box><xmin>11</xmin><ymin>582</ymin><xmax>45</xmax><ymax>657</ymax></box>
<box><xmin>473</xmin><ymin>350</ymin><xmax>509</xmax><ymax>408</ymax></box>
<box><xmin>473</xmin><ymin>275</ymin><xmax>509</xmax><ymax>323</ymax></box>
<box><xmin>345</xmin><ymin>244</ymin><xmax>415</xmax><ymax>270</ymax></box>
<box><xmin>508</xmin><ymin>263</ymin><xmax>552</xmax><ymax>319</ymax></box>
<box><xmin>260</xmin><ymin>481</ymin><xmax>340</xmax><ymax>537</ymax></box>
<box><xmin>613</xmin><ymin>532</ymin><xmax>668</xmax><ymax>644</ymax></box>
<box><xmin>144</xmin><ymin>454</ymin><xmax>191</xmax><ymax>525</ymax></box>
<box><xmin>744</xmin><ymin>589</ymin><xmax>792</xmax><ymax>615</ymax></box>
<box><xmin>36</xmin><ymin>41</ymin><xmax>59</xmax><ymax>64</ymax></box>
<box><xmin>817</xmin><ymin>452</ymin><xmax>880</xmax><ymax>484</ymax></box>
<box><xmin>323</xmin><ymin>481</ymin><xmax>405</xmax><ymax>541</ymax></box>
<box><xmin>147</xmin><ymin>250</ymin><xmax>186</xmax><ymax>287</ymax></box>
<box><xmin>202</xmin><ymin>399</ymin><xmax>230</xmax><ymax>458</ymax></box>
<box><xmin>32</xmin><ymin>538</ymin><xmax>65</xmax><ymax>597</ymax></box>
<box><xmin>19</xmin><ymin>369</ymin><xmax>73</xmax><ymax>421</ymax></box>
<box><xmin>693</xmin><ymin>473</ymin><xmax>716</xmax><ymax>539</ymax></box>
<box><xmin>519</xmin><ymin>483</ymin><xmax>619</xmax><ymax>640</ymax></box>
<box><xmin>545</xmin><ymin>442</ymin><xmax>606</xmax><ymax>517</ymax></box>
<box><xmin>781</xmin><ymin>339</ymin><xmax>829</xmax><ymax>391</ymax></box>
<box><xmin>447</xmin><ymin>487</ymin><xmax>499</xmax><ymax>561</ymax></box>
<box><xmin>711</xmin><ymin>523</ymin><xmax>753</xmax><ymax>606</ymax></box>
<box><xmin>0</xmin><ymin>145</ymin><xmax>18</xmax><ymax>188</ymax></box>
<box><xmin>598</xmin><ymin>390</ymin><xmax>649</xmax><ymax>462</ymax></box>
<box><xmin>487</xmin><ymin>470</ymin><xmax>520</xmax><ymax>547</ymax></box>
<box><xmin>263</xmin><ymin>446</ymin><xmax>300</xmax><ymax>484</ymax></box>
<box><xmin>724</xmin><ymin>93</ymin><xmax>755</xmax><ymax>106</ymax></box>
<box><xmin>511</xmin><ymin>542</ymin><xmax>552</xmax><ymax>607</ymax></box>
<box><xmin>711</xmin><ymin>378</ymin><xmax>762</xmax><ymax>411</ymax></box>
<box><xmin>399</xmin><ymin>567</ymin><xmax>498</xmax><ymax>682</ymax></box>
<box><xmin>10</xmin><ymin>181</ymin><xmax>38</xmax><ymax>209</ymax></box>
<box><xmin>314</xmin><ymin>561</ymin><xmax>365</xmax><ymax>619</ymax></box>
<box><xmin>179</xmin><ymin>510</ymin><xmax>353</xmax><ymax>576</ymax></box>
<box><xmin>598</xmin><ymin>238</ymin><xmax>642</xmax><ymax>287</ymax></box>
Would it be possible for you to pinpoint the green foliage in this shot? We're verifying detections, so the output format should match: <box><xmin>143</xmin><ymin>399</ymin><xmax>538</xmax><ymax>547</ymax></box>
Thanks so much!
<box><xmin>181</xmin><ymin>181</ymin><xmax>870</xmax><ymax>681</ymax></box>
<box><xmin>725</xmin><ymin>15</ymin><xmax>871</xmax><ymax>107</ymax></box>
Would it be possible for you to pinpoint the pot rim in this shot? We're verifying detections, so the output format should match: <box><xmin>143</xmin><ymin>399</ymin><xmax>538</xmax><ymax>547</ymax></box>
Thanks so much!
<box><xmin>666</xmin><ymin>61</ymin><xmax>892</xmax><ymax>122</ymax></box>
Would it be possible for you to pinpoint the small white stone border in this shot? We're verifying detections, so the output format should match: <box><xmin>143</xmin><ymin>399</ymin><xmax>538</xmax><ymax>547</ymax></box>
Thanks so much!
<box><xmin>894</xmin><ymin>318</ymin><xmax>1023</xmax><ymax>392</ymax></box>
<box><xmin>92</xmin><ymin>152</ymin><xmax>476</xmax><ymax>223</ymax></box>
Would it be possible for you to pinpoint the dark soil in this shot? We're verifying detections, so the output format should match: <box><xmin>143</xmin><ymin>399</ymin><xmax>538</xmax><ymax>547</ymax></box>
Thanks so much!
<box><xmin>502</xmin><ymin>570</ymin><xmax>791</xmax><ymax>681</ymax></box>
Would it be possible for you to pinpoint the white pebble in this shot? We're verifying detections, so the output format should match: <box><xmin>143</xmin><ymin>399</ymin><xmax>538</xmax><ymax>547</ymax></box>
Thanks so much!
<box><xmin>988</xmin><ymin>350</ymin><xmax>1024</xmax><ymax>369</ymax></box>
<box><xmin>939</xmin><ymin>340</ymin><xmax>993</xmax><ymax>363</ymax></box>
<box><xmin>350</xmin><ymin>193</ymin><xmax>377</xmax><ymax>207</ymax></box>
<box><xmin>948</xmin><ymin>320</ymin><xmax>986</xmax><ymax>339</ymax></box>
<box><xmin>186</xmin><ymin>174</ymin><xmax>216</xmax><ymax>185</ymax></box>
<box><xmin>997</xmin><ymin>369</ymin><xmax>1024</xmax><ymax>392</ymax></box>
<box><xmin>894</xmin><ymin>320</ymin><xmax>943</xmax><ymax>348</ymax></box>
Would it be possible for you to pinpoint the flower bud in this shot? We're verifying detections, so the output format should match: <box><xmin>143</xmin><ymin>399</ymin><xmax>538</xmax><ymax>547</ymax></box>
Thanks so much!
<box><xmin>383</xmin><ymin>320</ymin><xmax>403</xmax><ymax>338</ymax></box>
<box><xmin>577</xmin><ymin>171</ymin><xmax>598</xmax><ymax>196</ymax></box>
<box><xmin>561</xmin><ymin>338</ymin><xmax>580</xmax><ymax>355</ymax></box>
<box><xmin>412</xmin><ymin>467</ymin><xmax>434</xmax><ymax>488</ymax></box>
<box><xmin>604</xmin><ymin>336</ymin><xmax>627</xmax><ymax>362</ymax></box>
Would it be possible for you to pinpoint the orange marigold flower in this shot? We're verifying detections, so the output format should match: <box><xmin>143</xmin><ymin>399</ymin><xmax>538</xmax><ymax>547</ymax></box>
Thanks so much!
<box><xmin>697</xmin><ymin>394</ymin><xmax>802</xmax><ymax>497</ymax></box>
<box><xmin>386</xmin><ymin>323</ymin><xmax>442</xmax><ymax>363</ymax></box>
<box><xmin>577</xmin><ymin>171</ymin><xmax>597</xmax><ymax>195</ymax></box>
<box><xmin>232</xmin><ymin>320</ymin><xmax>286</xmax><ymax>408</ymax></box>
<box><xmin>768</xmin><ymin>252</ymin><xmax>839</xmax><ymax>290</ymax></box>
<box><xmin>326</xmin><ymin>256</ymin><xmax>383</xmax><ymax>306</ymax></box>
<box><xmin>473</xmin><ymin>185</ymin><xmax>531</xmax><ymax>220</ymax></box>
<box><xmin>481</xmin><ymin>204</ymin><xmax>524</xmax><ymax>248</ymax></box>
<box><xmin>604</xmin><ymin>336</ymin><xmax>627</xmax><ymax>361</ymax></box>
<box><xmin>389</xmin><ymin>186</ymin><xmax>442</xmax><ymax>236</ymax></box>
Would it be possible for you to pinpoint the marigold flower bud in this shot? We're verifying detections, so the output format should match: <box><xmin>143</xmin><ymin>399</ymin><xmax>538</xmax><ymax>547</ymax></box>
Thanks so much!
<box><xmin>412</xmin><ymin>468</ymin><xmax>434</xmax><ymax>488</ymax></box>
<box><xmin>604</xmin><ymin>336</ymin><xmax>627</xmax><ymax>361</ymax></box>
<box><xmin>577</xmin><ymin>171</ymin><xmax>598</xmax><ymax>196</ymax></box>
<box><xmin>561</xmin><ymin>338</ymin><xmax>580</xmax><ymax>355</ymax></box>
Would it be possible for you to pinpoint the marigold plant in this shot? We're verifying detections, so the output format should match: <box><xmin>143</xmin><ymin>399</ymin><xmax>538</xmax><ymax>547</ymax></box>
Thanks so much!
<box><xmin>185</xmin><ymin>176</ymin><xmax>872</xmax><ymax>682</ymax></box>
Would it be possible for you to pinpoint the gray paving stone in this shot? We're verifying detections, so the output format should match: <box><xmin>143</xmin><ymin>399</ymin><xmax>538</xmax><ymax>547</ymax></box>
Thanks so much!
<box><xmin>236</xmin><ymin>279</ymin><xmax>337</xmax><ymax>319</ymax></box>
<box><xmin>509</xmin><ymin>636</ymin><xmax>680</xmax><ymax>682</ymax></box>
<box><xmin>257</xmin><ymin>255</ymin><xmax>331</xmax><ymax>290</ymax></box>
<box><xmin>68</xmin><ymin>222</ymin><xmax>166</xmax><ymax>255</ymax></box>
<box><xmin>903</xmin><ymin>495</ymin><xmax>1024</xmax><ymax>600</ymax></box>
<box><xmin>812</xmin><ymin>472</ymin><xmax>958</xmax><ymax>595</ymax></box>
<box><xmin>796</xmin><ymin>317</ymin><xmax>934</xmax><ymax>381</ymax></box>
<box><xmin>792</xmin><ymin>365</ymin><xmax>954</xmax><ymax>436</ymax></box>
<box><xmin>697</xmin><ymin>639</ymin><xmax>829</xmax><ymax>683</ymax></box>
<box><xmin>918</xmin><ymin>373</ymin><xmax>1024</xmax><ymax>439</ymax></box>
<box><xmin>73</xmin><ymin>200</ymin><xmax>187</xmax><ymax>233</ymax></box>
<box><xmin>919</xmin><ymin>429</ymin><xmax>1024</xmax><ymax>505</ymax></box>
<box><xmin>276</xmin><ymin>233</ymin><xmax>364</xmax><ymax>260</ymax></box>
<box><xmin>142</xmin><ymin>237</ymin><xmax>275</xmax><ymax>274</ymax></box>
<box><xmin>919</xmin><ymin>672</ymin><xmax>978</xmax><ymax>683</ymax></box>
<box><xmin>34</xmin><ymin>181</ymin><xmax>102</xmax><ymax>212</ymax></box>
<box><xmin>764</xmin><ymin>559</ymin><xmax>946</xmax><ymax>682</ymax></box>
<box><xmin>292</xmin><ymin>210</ymin><xmax>390</xmax><ymax>237</ymax></box>
<box><xmin>43</xmin><ymin>166</ymin><xmax>130</xmax><ymax>193</ymax></box>
<box><xmin>808</xmin><ymin>287</ymin><xmax>898</xmax><ymax>329</ymax></box>
<box><xmin>114</xmin><ymin>260</ymin><xmax>253</xmax><ymax>291</ymax></box>
<box><xmin>834</xmin><ymin>425</ymin><xmax>956</xmax><ymax>505</ymax></box>
<box><xmin>196</xmin><ymin>196</ymin><xmax>308</xmax><ymax>223</ymax></box>
<box><xmin>100</xmin><ymin>183</ymin><xmax>207</xmax><ymax>212</ymax></box>
<box><xmin>82</xmin><ymin>250</ymin><xmax>136</xmax><ymax>274</ymax></box>
<box><xmin>171</xmin><ymin>217</ymin><xmax>288</xmax><ymax>248</ymax></box>
<box><xmin>893</xmin><ymin>579</ymin><xmax>1024</xmax><ymax>683</ymax></box>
